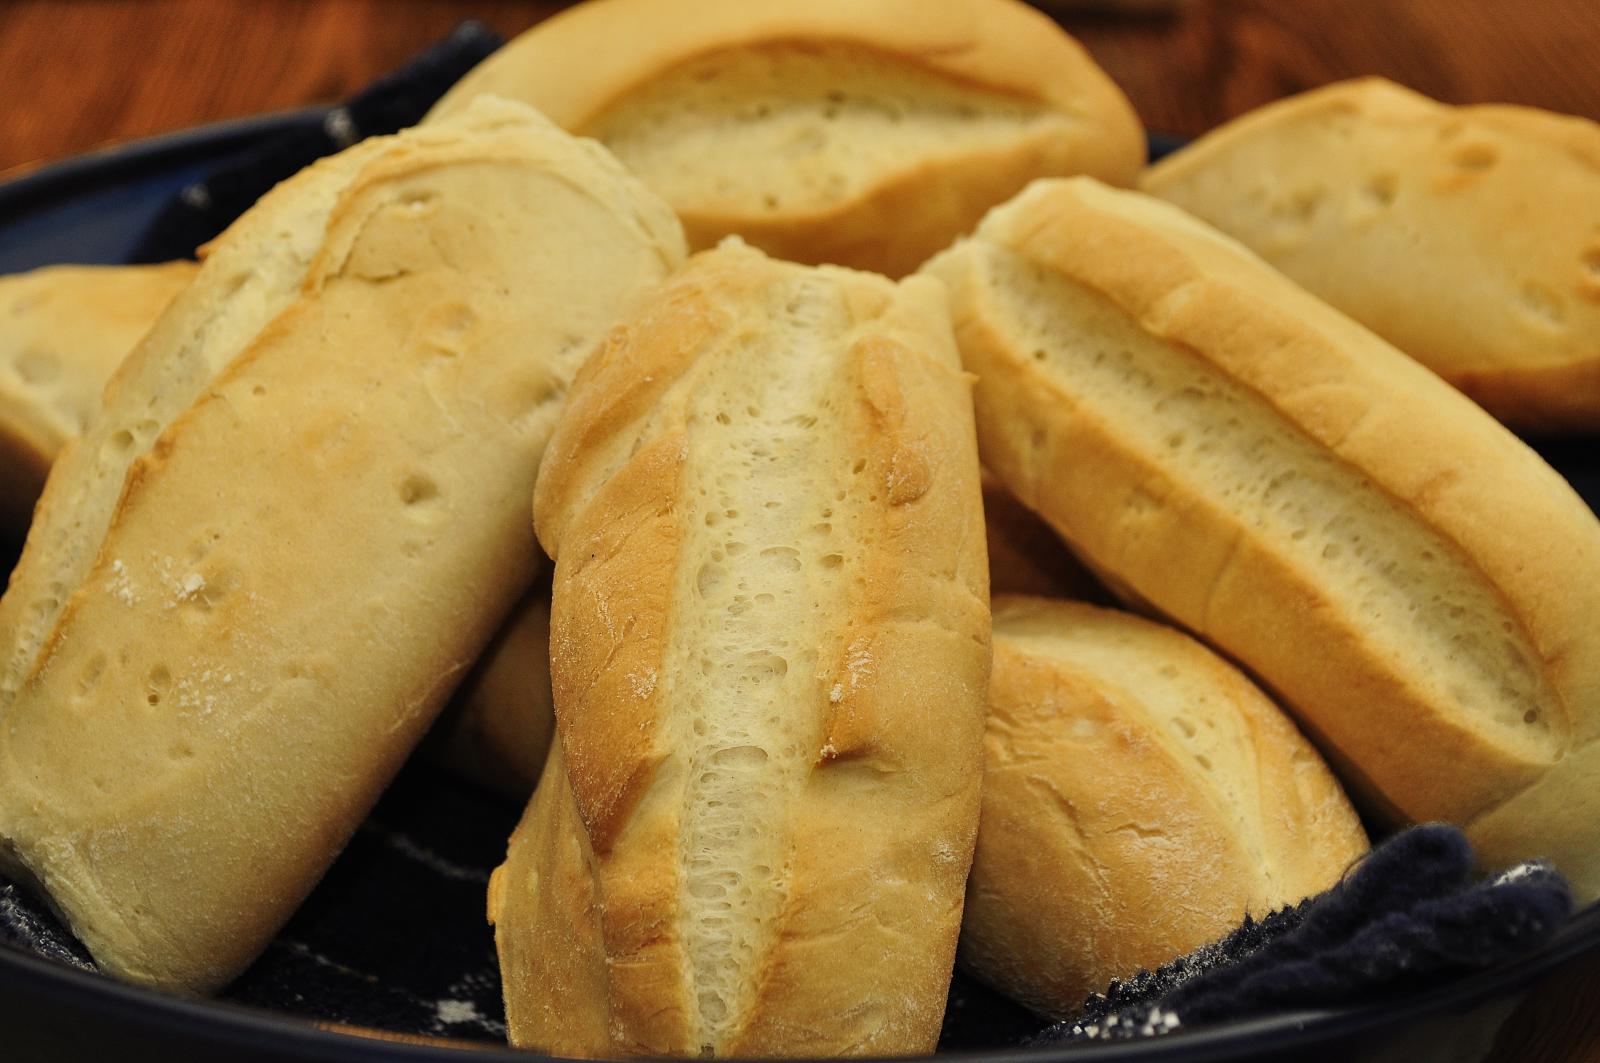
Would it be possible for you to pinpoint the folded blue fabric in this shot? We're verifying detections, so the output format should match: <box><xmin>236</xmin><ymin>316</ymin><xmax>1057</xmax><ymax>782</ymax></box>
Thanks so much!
<box><xmin>1032</xmin><ymin>824</ymin><xmax>1573</xmax><ymax>1045</ymax></box>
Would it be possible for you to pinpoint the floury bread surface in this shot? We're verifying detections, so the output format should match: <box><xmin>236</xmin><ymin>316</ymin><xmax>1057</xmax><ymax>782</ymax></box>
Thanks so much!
<box><xmin>0</xmin><ymin>262</ymin><xmax>196</xmax><ymax>532</ymax></box>
<box><xmin>434</xmin><ymin>478</ymin><xmax>1071</xmax><ymax>805</ymax></box>
<box><xmin>965</xmin><ymin>596</ymin><xmax>1366</xmax><ymax>1016</ymax></box>
<box><xmin>495</xmin><ymin>240</ymin><xmax>991</xmax><ymax>1057</ymax></box>
<box><xmin>923</xmin><ymin>177</ymin><xmax>1600</xmax><ymax>900</ymax></box>
<box><xmin>0</xmin><ymin>255</ymin><xmax>556</xmax><ymax>802</ymax></box>
<box><xmin>429</xmin><ymin>0</ymin><xmax>1143</xmax><ymax>277</ymax></box>
<box><xmin>0</xmin><ymin>131</ymin><xmax>400</xmax><ymax>714</ymax></box>
<box><xmin>0</xmin><ymin>97</ymin><xmax>685</xmax><ymax>992</ymax></box>
<box><xmin>1143</xmin><ymin>78</ymin><xmax>1600</xmax><ymax>432</ymax></box>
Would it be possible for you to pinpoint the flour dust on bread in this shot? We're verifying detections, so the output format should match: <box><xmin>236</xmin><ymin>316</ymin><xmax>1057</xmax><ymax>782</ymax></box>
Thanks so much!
<box><xmin>497</xmin><ymin>239</ymin><xmax>991</xmax><ymax>1057</ymax></box>
<box><xmin>923</xmin><ymin>177</ymin><xmax>1600</xmax><ymax>900</ymax></box>
<box><xmin>429</xmin><ymin>0</ymin><xmax>1143</xmax><ymax>277</ymax></box>
<box><xmin>0</xmin><ymin>261</ymin><xmax>197</xmax><ymax>533</ymax></box>
<box><xmin>1143</xmin><ymin>78</ymin><xmax>1600</xmax><ymax>433</ymax></box>
<box><xmin>0</xmin><ymin>133</ymin><xmax>402</xmax><ymax>714</ymax></box>
<box><xmin>0</xmin><ymin>97</ymin><xmax>685</xmax><ymax>993</ymax></box>
<box><xmin>964</xmin><ymin>596</ymin><xmax>1366</xmax><ymax>1017</ymax></box>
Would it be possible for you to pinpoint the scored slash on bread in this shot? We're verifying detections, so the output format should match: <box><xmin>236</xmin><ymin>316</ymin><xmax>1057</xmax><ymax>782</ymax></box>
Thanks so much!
<box><xmin>0</xmin><ymin>133</ymin><xmax>400</xmax><ymax>714</ymax></box>
<box><xmin>496</xmin><ymin>238</ymin><xmax>991</xmax><ymax>1057</ymax></box>
<box><xmin>1143</xmin><ymin>77</ymin><xmax>1600</xmax><ymax>433</ymax></box>
<box><xmin>433</xmin><ymin>474</ymin><xmax>1068</xmax><ymax>806</ymax></box>
<box><xmin>0</xmin><ymin>256</ymin><xmax>559</xmax><ymax>807</ymax></box>
<box><xmin>0</xmin><ymin>96</ymin><xmax>686</xmax><ymax>993</ymax></box>
<box><xmin>428</xmin><ymin>0</ymin><xmax>1145</xmax><ymax>277</ymax></box>
<box><xmin>923</xmin><ymin>176</ymin><xmax>1600</xmax><ymax>901</ymax></box>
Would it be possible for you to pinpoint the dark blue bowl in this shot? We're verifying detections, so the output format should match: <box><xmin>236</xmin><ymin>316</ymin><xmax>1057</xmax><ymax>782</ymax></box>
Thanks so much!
<box><xmin>1</xmin><ymin>117</ymin><xmax>1596</xmax><ymax>1063</ymax></box>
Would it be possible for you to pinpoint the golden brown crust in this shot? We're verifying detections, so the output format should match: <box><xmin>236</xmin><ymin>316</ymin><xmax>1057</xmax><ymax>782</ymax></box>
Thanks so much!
<box><xmin>506</xmin><ymin>240</ymin><xmax>989</xmax><ymax>1056</ymax></box>
<box><xmin>1142</xmin><ymin>77</ymin><xmax>1600</xmax><ymax>433</ymax></box>
<box><xmin>550</xmin><ymin>427</ymin><xmax>687</xmax><ymax>854</ymax></box>
<box><xmin>734</xmin><ymin>320</ymin><xmax>988</xmax><ymax>1057</ymax></box>
<box><xmin>0</xmin><ymin>136</ymin><xmax>404</xmax><ymax>717</ymax></box>
<box><xmin>962</xmin><ymin>596</ymin><xmax>1366</xmax><ymax>1016</ymax></box>
<box><xmin>0</xmin><ymin>262</ymin><xmax>196</xmax><ymax>532</ymax></box>
<box><xmin>0</xmin><ymin>99</ymin><xmax>685</xmax><ymax>992</ymax></box>
<box><xmin>923</xmin><ymin>177</ymin><xmax>1600</xmax><ymax>899</ymax></box>
<box><xmin>490</xmin><ymin>743</ymin><xmax>615</xmax><ymax>1056</ymax></box>
<box><xmin>667</xmin><ymin>125</ymin><xmax>1139</xmax><ymax>279</ymax></box>
<box><xmin>430</xmin><ymin>0</ymin><xmax>1143</xmax><ymax>276</ymax></box>
<box><xmin>438</xmin><ymin>0</ymin><xmax>1127</xmax><ymax>130</ymax></box>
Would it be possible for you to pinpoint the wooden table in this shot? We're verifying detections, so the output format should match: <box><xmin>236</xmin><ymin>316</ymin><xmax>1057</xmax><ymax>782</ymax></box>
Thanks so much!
<box><xmin>3</xmin><ymin>0</ymin><xmax>1600</xmax><ymax>172</ymax></box>
<box><xmin>1</xmin><ymin>2</ymin><xmax>1597</xmax><ymax>1061</ymax></box>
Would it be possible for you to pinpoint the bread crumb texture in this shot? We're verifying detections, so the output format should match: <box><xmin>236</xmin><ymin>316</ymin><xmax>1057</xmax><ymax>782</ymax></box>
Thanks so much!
<box><xmin>427</xmin><ymin>0</ymin><xmax>1144</xmax><ymax>275</ymax></box>
<box><xmin>507</xmin><ymin>238</ymin><xmax>990</xmax><ymax>1056</ymax></box>
<box><xmin>923</xmin><ymin>176</ymin><xmax>1600</xmax><ymax>898</ymax></box>
<box><xmin>979</xmin><ymin>243</ymin><xmax>1556</xmax><ymax>757</ymax></box>
<box><xmin>589</xmin><ymin>44</ymin><xmax>1065</xmax><ymax>217</ymax></box>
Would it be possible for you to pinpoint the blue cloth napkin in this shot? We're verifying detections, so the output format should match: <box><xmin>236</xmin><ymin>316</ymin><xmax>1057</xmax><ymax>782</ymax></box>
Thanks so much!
<box><xmin>1030</xmin><ymin>824</ymin><xmax>1572</xmax><ymax>1045</ymax></box>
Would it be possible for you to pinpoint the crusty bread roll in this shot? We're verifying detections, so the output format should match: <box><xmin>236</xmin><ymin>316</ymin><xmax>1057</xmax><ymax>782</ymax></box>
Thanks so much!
<box><xmin>0</xmin><ymin>262</ymin><xmax>195</xmax><ymax>533</ymax></box>
<box><xmin>0</xmin><ymin>97</ymin><xmax>685</xmax><ymax>992</ymax></box>
<box><xmin>424</xmin><ymin>209</ymin><xmax>1114</xmax><ymax>804</ymax></box>
<box><xmin>1142</xmin><ymin>78</ymin><xmax>1600</xmax><ymax>433</ymax></box>
<box><xmin>435</xmin><ymin>473</ymin><xmax>1075</xmax><ymax>806</ymax></box>
<box><xmin>0</xmin><ymin>256</ymin><xmax>556</xmax><ymax>803</ymax></box>
<box><xmin>441</xmin><ymin>494</ymin><xmax>1067</xmax><ymax>802</ymax></box>
<box><xmin>922</xmin><ymin>177</ymin><xmax>1600</xmax><ymax>900</ymax></box>
<box><xmin>425</xmin><ymin>583</ymin><xmax>555</xmax><ymax>799</ymax></box>
<box><xmin>0</xmin><ymin>129</ymin><xmax>403</xmax><ymax>712</ymax></box>
<box><xmin>965</xmin><ymin>595</ymin><xmax>1367</xmax><ymax>1017</ymax></box>
<box><xmin>429</xmin><ymin>0</ymin><xmax>1143</xmax><ymax>277</ymax></box>
<box><xmin>495</xmin><ymin>238</ymin><xmax>990</xmax><ymax>1057</ymax></box>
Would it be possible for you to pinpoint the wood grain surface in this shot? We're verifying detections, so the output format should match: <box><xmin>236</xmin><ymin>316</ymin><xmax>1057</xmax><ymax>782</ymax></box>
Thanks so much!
<box><xmin>0</xmin><ymin>2</ymin><xmax>1597</xmax><ymax>1062</ymax></box>
<box><xmin>3</xmin><ymin>0</ymin><xmax>1600</xmax><ymax>171</ymax></box>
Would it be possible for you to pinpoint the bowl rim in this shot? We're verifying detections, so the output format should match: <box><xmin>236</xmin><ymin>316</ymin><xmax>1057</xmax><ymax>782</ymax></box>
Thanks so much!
<box><xmin>5</xmin><ymin>898</ymin><xmax>1599</xmax><ymax>1061</ymax></box>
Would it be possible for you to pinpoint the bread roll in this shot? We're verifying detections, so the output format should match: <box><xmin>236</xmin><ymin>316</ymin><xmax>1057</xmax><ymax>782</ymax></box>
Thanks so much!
<box><xmin>1142</xmin><ymin>78</ymin><xmax>1600</xmax><ymax>433</ymax></box>
<box><xmin>439</xmin><ymin>483</ymin><xmax>1070</xmax><ymax>806</ymax></box>
<box><xmin>496</xmin><ymin>239</ymin><xmax>990</xmax><ymax>1057</ymax></box>
<box><xmin>0</xmin><ymin>256</ymin><xmax>555</xmax><ymax>802</ymax></box>
<box><xmin>0</xmin><ymin>262</ymin><xmax>195</xmax><ymax>532</ymax></box>
<box><xmin>922</xmin><ymin>177</ymin><xmax>1600</xmax><ymax>900</ymax></box>
<box><xmin>965</xmin><ymin>595</ymin><xmax>1366</xmax><ymax>1017</ymax></box>
<box><xmin>0</xmin><ymin>97</ymin><xmax>685</xmax><ymax>992</ymax></box>
<box><xmin>0</xmin><ymin>129</ymin><xmax>402</xmax><ymax>712</ymax></box>
<box><xmin>429</xmin><ymin>0</ymin><xmax>1143</xmax><ymax>277</ymax></box>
